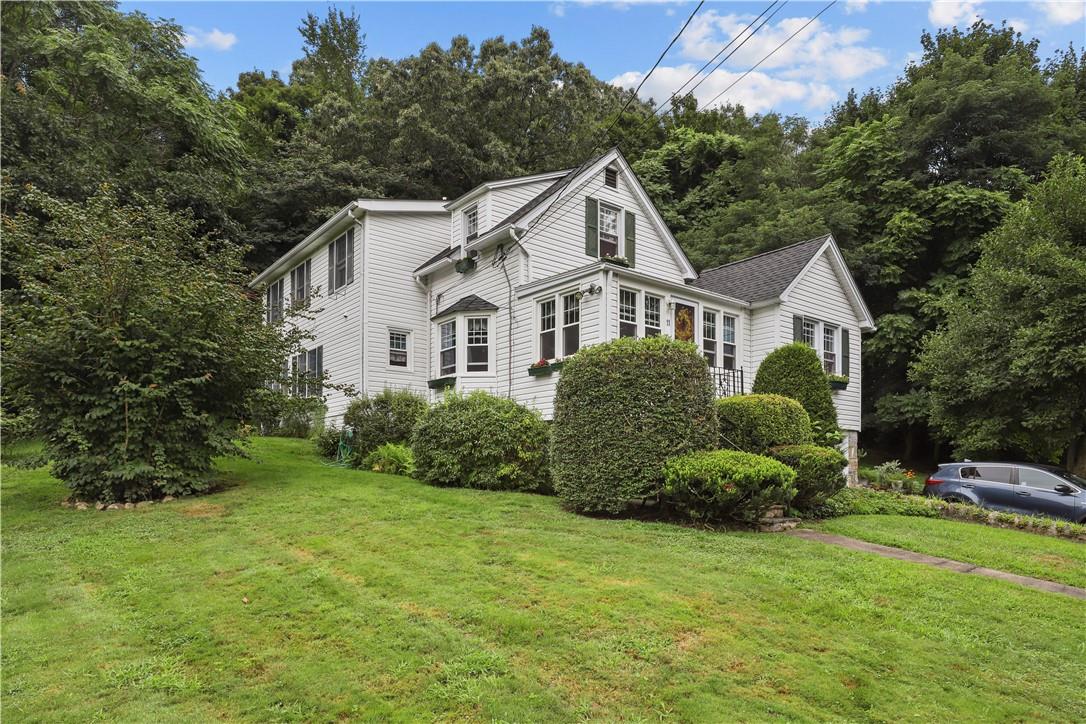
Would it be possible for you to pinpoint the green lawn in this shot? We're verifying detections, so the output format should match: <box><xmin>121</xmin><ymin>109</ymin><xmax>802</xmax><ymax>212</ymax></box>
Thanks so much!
<box><xmin>815</xmin><ymin>514</ymin><xmax>1086</xmax><ymax>589</ymax></box>
<box><xmin>3</xmin><ymin>437</ymin><xmax>1084</xmax><ymax>722</ymax></box>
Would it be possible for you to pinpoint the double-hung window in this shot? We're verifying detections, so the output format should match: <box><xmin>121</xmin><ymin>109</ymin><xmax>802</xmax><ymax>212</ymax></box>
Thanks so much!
<box><xmin>292</xmin><ymin>346</ymin><xmax>323</xmax><ymax>398</ymax></box>
<box><xmin>822</xmin><ymin>324</ymin><xmax>838</xmax><ymax>374</ymax></box>
<box><xmin>327</xmin><ymin>228</ymin><xmax>355</xmax><ymax>294</ymax></box>
<box><xmin>539</xmin><ymin>299</ymin><xmax>557</xmax><ymax>359</ymax></box>
<box><xmin>466</xmin><ymin>317</ymin><xmax>489</xmax><ymax>372</ymax></box>
<box><xmin>644</xmin><ymin>294</ymin><xmax>662</xmax><ymax>337</ymax></box>
<box><xmin>389</xmin><ymin>330</ymin><xmax>409</xmax><ymax>368</ymax></box>
<box><xmin>702</xmin><ymin>311</ymin><xmax>717</xmax><ymax>366</ymax></box>
<box><xmin>463</xmin><ymin>205</ymin><xmax>479</xmax><ymax>242</ymax></box>
<box><xmin>598</xmin><ymin>203</ymin><xmax>620</xmax><ymax>257</ymax></box>
<box><xmin>619</xmin><ymin>289</ymin><xmax>638</xmax><ymax>338</ymax></box>
<box><xmin>290</xmin><ymin>259</ymin><xmax>311</xmax><ymax>304</ymax></box>
<box><xmin>439</xmin><ymin>320</ymin><xmax>457</xmax><ymax>376</ymax></box>
<box><xmin>721</xmin><ymin>315</ymin><xmax>737</xmax><ymax>370</ymax></box>
<box><xmin>266</xmin><ymin>278</ymin><xmax>284</xmax><ymax>324</ymax></box>
<box><xmin>562</xmin><ymin>294</ymin><xmax>580</xmax><ymax>355</ymax></box>
<box><xmin>801</xmin><ymin>318</ymin><xmax>817</xmax><ymax>347</ymax></box>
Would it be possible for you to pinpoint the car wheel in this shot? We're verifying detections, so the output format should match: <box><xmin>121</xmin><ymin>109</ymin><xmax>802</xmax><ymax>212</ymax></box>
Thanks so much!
<box><xmin>943</xmin><ymin>495</ymin><xmax>970</xmax><ymax>505</ymax></box>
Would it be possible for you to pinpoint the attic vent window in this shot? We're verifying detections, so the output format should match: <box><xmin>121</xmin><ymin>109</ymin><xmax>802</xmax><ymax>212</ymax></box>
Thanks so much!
<box><xmin>605</xmin><ymin>167</ymin><xmax>618</xmax><ymax>188</ymax></box>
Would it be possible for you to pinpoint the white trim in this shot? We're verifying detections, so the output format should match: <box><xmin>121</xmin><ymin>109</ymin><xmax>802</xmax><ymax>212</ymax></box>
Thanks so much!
<box><xmin>444</xmin><ymin>169</ymin><xmax>570</xmax><ymax>211</ymax></box>
<box><xmin>533</xmin><ymin>288</ymin><xmax>581</xmax><ymax>361</ymax></box>
<box><xmin>779</xmin><ymin>235</ymin><xmax>876</xmax><ymax>331</ymax></box>
<box><xmin>433</xmin><ymin>312</ymin><xmax>497</xmax><ymax>378</ymax></box>
<box><xmin>387</xmin><ymin>328</ymin><xmax>413</xmax><ymax>372</ymax></box>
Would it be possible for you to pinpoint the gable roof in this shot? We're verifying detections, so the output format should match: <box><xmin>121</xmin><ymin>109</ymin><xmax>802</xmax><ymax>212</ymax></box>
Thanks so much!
<box><xmin>690</xmin><ymin>236</ymin><xmax>830</xmax><ymax>303</ymax></box>
<box><xmin>445</xmin><ymin>169</ymin><xmax>572</xmax><ymax>212</ymax></box>
<box><xmin>432</xmin><ymin>294</ymin><xmax>498</xmax><ymax>319</ymax></box>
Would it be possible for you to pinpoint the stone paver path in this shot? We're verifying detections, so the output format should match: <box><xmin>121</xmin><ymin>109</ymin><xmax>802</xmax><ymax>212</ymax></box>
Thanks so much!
<box><xmin>787</xmin><ymin>528</ymin><xmax>1086</xmax><ymax>600</ymax></box>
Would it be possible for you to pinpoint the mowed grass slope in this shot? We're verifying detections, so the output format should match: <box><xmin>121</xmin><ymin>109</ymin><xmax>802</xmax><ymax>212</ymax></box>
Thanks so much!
<box><xmin>3</xmin><ymin>437</ymin><xmax>1084</xmax><ymax>722</ymax></box>
<box><xmin>817</xmin><ymin>514</ymin><xmax>1086</xmax><ymax>589</ymax></box>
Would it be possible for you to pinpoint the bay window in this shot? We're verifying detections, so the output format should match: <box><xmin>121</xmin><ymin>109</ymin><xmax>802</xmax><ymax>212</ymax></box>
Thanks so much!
<box><xmin>466</xmin><ymin>317</ymin><xmax>489</xmax><ymax>372</ymax></box>
<box><xmin>439</xmin><ymin>320</ymin><xmax>457</xmax><ymax>376</ymax></box>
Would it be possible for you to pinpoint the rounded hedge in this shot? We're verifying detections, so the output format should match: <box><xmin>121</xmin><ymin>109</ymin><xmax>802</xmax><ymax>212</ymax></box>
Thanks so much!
<box><xmin>716</xmin><ymin>394</ymin><xmax>812</xmax><ymax>454</ymax></box>
<box><xmin>551</xmin><ymin>336</ymin><xmax>718</xmax><ymax>514</ymax></box>
<box><xmin>411</xmin><ymin>391</ymin><xmax>550</xmax><ymax>492</ymax></box>
<box><xmin>343</xmin><ymin>389</ymin><xmax>428</xmax><ymax>457</ymax></box>
<box><xmin>770</xmin><ymin>443</ymin><xmax>847</xmax><ymax>510</ymax></box>
<box><xmin>752</xmin><ymin>343</ymin><xmax>838</xmax><ymax>435</ymax></box>
<box><xmin>662</xmin><ymin>449</ymin><xmax>797</xmax><ymax>522</ymax></box>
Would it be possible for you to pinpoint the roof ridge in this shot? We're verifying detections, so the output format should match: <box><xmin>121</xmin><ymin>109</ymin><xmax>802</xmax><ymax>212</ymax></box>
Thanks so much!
<box><xmin>698</xmin><ymin>234</ymin><xmax>830</xmax><ymax>274</ymax></box>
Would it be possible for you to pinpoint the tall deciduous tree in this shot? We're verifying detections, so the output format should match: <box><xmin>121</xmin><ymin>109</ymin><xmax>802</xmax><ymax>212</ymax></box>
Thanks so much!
<box><xmin>913</xmin><ymin>155</ymin><xmax>1086</xmax><ymax>471</ymax></box>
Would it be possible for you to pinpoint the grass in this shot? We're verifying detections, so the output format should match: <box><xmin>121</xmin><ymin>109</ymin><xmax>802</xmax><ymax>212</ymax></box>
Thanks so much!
<box><xmin>815</xmin><ymin>514</ymin><xmax>1086</xmax><ymax>589</ymax></box>
<box><xmin>3</xmin><ymin>437</ymin><xmax>1084</xmax><ymax>722</ymax></box>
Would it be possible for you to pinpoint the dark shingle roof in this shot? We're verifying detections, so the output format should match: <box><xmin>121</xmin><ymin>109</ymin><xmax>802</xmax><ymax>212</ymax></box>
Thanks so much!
<box><xmin>689</xmin><ymin>235</ymin><xmax>830</xmax><ymax>302</ymax></box>
<box><xmin>432</xmin><ymin>294</ymin><xmax>499</xmax><ymax>319</ymax></box>
<box><xmin>414</xmin><ymin>245</ymin><xmax>459</xmax><ymax>274</ymax></box>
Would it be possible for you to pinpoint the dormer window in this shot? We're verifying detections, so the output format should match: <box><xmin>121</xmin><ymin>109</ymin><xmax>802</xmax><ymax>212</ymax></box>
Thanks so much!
<box><xmin>463</xmin><ymin>205</ymin><xmax>479</xmax><ymax>242</ymax></box>
<box><xmin>599</xmin><ymin>203</ymin><xmax>620</xmax><ymax>257</ymax></box>
<box><xmin>605</xmin><ymin>167</ymin><xmax>618</xmax><ymax>188</ymax></box>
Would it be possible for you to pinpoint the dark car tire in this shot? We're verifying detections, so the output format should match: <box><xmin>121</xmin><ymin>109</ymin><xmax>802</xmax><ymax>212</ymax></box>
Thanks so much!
<box><xmin>942</xmin><ymin>495</ymin><xmax>971</xmax><ymax>505</ymax></box>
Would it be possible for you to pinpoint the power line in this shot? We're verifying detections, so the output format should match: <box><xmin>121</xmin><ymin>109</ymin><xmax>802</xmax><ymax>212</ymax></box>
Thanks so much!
<box><xmin>699</xmin><ymin>0</ymin><xmax>837</xmax><ymax>111</ymax></box>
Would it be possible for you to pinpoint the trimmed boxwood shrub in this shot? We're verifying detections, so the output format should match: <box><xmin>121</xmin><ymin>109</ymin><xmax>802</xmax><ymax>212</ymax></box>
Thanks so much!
<box><xmin>770</xmin><ymin>443</ymin><xmax>847</xmax><ymax>510</ymax></box>
<box><xmin>551</xmin><ymin>337</ymin><xmax>718</xmax><ymax>514</ymax></box>
<box><xmin>662</xmin><ymin>450</ymin><xmax>797</xmax><ymax>522</ymax></box>
<box><xmin>411</xmin><ymin>391</ymin><xmax>549</xmax><ymax>492</ymax></box>
<box><xmin>752</xmin><ymin>343</ymin><xmax>839</xmax><ymax>437</ymax></box>
<box><xmin>716</xmin><ymin>394</ymin><xmax>812</xmax><ymax>454</ymax></box>
<box><xmin>343</xmin><ymin>389</ymin><xmax>428</xmax><ymax>457</ymax></box>
<box><xmin>360</xmin><ymin>443</ymin><xmax>416</xmax><ymax>477</ymax></box>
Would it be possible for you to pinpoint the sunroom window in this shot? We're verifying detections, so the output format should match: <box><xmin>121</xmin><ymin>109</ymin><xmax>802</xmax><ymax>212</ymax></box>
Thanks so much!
<box><xmin>721</xmin><ymin>315</ymin><xmax>736</xmax><ymax>370</ymax></box>
<box><xmin>644</xmin><ymin>294</ymin><xmax>662</xmax><ymax>337</ymax></box>
<box><xmin>619</xmin><ymin>289</ymin><xmax>638</xmax><ymax>338</ymax></box>
<box><xmin>562</xmin><ymin>293</ymin><xmax>580</xmax><ymax>355</ymax></box>
<box><xmin>702</xmin><ymin>310</ymin><xmax>717</xmax><ymax>366</ymax></box>
<box><xmin>539</xmin><ymin>299</ymin><xmax>556</xmax><ymax>360</ymax></box>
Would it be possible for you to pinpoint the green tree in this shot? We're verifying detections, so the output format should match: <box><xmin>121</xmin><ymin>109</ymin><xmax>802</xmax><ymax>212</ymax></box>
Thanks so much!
<box><xmin>913</xmin><ymin>155</ymin><xmax>1086</xmax><ymax>471</ymax></box>
<box><xmin>2</xmin><ymin>187</ymin><xmax>295</xmax><ymax>502</ymax></box>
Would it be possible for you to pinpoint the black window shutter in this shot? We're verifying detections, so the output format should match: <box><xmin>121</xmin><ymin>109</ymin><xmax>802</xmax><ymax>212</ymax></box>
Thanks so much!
<box><xmin>624</xmin><ymin>211</ymin><xmax>636</xmax><ymax>266</ymax></box>
<box><xmin>585</xmin><ymin>197</ymin><xmax>598</xmax><ymax>257</ymax></box>
<box><xmin>327</xmin><ymin>242</ymin><xmax>335</xmax><ymax>292</ymax></box>
<box><xmin>346</xmin><ymin>227</ymin><xmax>355</xmax><ymax>285</ymax></box>
<box><xmin>841</xmin><ymin>328</ymin><xmax>850</xmax><ymax>376</ymax></box>
<box><xmin>793</xmin><ymin>315</ymin><xmax>803</xmax><ymax>342</ymax></box>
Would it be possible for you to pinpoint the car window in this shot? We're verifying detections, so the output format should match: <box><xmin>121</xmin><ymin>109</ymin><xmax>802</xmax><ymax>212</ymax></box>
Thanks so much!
<box><xmin>1018</xmin><ymin>467</ymin><xmax>1065</xmax><ymax>491</ymax></box>
<box><xmin>960</xmin><ymin>465</ymin><xmax>1012</xmax><ymax>484</ymax></box>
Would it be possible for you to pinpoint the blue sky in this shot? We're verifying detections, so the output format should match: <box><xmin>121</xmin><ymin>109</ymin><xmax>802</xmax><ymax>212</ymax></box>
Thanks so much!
<box><xmin>123</xmin><ymin>1</ymin><xmax>1085</xmax><ymax>119</ymax></box>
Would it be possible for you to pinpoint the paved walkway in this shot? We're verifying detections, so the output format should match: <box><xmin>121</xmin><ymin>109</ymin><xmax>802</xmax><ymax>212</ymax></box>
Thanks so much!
<box><xmin>786</xmin><ymin>529</ymin><xmax>1086</xmax><ymax>600</ymax></box>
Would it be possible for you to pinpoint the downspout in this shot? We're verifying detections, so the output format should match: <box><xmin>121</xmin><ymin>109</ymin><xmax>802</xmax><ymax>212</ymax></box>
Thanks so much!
<box><xmin>349</xmin><ymin>205</ymin><xmax>366</xmax><ymax>399</ymax></box>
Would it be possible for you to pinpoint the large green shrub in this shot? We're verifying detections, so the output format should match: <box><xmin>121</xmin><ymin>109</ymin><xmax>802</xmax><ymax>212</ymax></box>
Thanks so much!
<box><xmin>752</xmin><ymin>343</ymin><xmax>839</xmax><ymax>437</ymax></box>
<box><xmin>716</xmin><ymin>394</ymin><xmax>812</xmax><ymax>454</ymax></box>
<box><xmin>343</xmin><ymin>389</ymin><xmax>428</xmax><ymax>456</ymax></box>
<box><xmin>2</xmin><ymin>188</ymin><xmax>292</xmax><ymax>503</ymax></box>
<box><xmin>770</xmin><ymin>444</ymin><xmax>847</xmax><ymax>510</ymax></box>
<box><xmin>662</xmin><ymin>450</ymin><xmax>797</xmax><ymax>522</ymax></box>
<box><xmin>411</xmin><ymin>391</ymin><xmax>549</xmax><ymax>492</ymax></box>
<box><xmin>551</xmin><ymin>337</ymin><xmax>718</xmax><ymax>514</ymax></box>
<box><xmin>248</xmin><ymin>389</ymin><xmax>326</xmax><ymax>438</ymax></box>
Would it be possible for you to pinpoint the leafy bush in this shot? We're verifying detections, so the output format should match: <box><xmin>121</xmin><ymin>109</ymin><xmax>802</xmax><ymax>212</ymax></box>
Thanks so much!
<box><xmin>360</xmin><ymin>443</ymin><xmax>416</xmax><ymax>476</ymax></box>
<box><xmin>769</xmin><ymin>444</ymin><xmax>847</xmax><ymax>510</ymax></box>
<box><xmin>860</xmin><ymin>460</ymin><xmax>923</xmax><ymax>494</ymax></box>
<box><xmin>662</xmin><ymin>450</ymin><xmax>796</xmax><ymax>522</ymax></box>
<box><xmin>314</xmin><ymin>426</ymin><xmax>344</xmax><ymax>460</ymax></box>
<box><xmin>247</xmin><ymin>389</ymin><xmax>326</xmax><ymax>438</ymax></box>
<box><xmin>810</xmin><ymin>488</ymin><xmax>943</xmax><ymax>518</ymax></box>
<box><xmin>411</xmin><ymin>391</ymin><xmax>549</xmax><ymax>492</ymax></box>
<box><xmin>551</xmin><ymin>337</ymin><xmax>718</xmax><ymax>514</ymax></box>
<box><xmin>2</xmin><ymin>188</ymin><xmax>292</xmax><ymax>503</ymax></box>
<box><xmin>716</xmin><ymin>394</ymin><xmax>812</xmax><ymax>454</ymax></box>
<box><xmin>344</xmin><ymin>389</ymin><xmax>428</xmax><ymax>457</ymax></box>
<box><xmin>752</xmin><ymin>343</ymin><xmax>839</xmax><ymax>437</ymax></box>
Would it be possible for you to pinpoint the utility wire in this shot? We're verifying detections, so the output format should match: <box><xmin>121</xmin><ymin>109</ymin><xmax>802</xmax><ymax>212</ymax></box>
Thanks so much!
<box><xmin>699</xmin><ymin>0</ymin><xmax>837</xmax><ymax>111</ymax></box>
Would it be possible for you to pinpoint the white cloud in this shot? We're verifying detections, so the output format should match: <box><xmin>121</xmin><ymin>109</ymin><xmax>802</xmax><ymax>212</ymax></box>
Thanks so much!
<box><xmin>182</xmin><ymin>27</ymin><xmax>238</xmax><ymax>52</ymax></box>
<box><xmin>1005</xmin><ymin>16</ymin><xmax>1031</xmax><ymax>31</ymax></box>
<box><xmin>844</xmin><ymin>0</ymin><xmax>871</xmax><ymax>14</ymax></box>
<box><xmin>927</xmin><ymin>1</ymin><xmax>983</xmax><ymax>26</ymax></box>
<box><xmin>1032</xmin><ymin>0</ymin><xmax>1086</xmax><ymax>24</ymax></box>
<box><xmin>612</xmin><ymin>64</ymin><xmax>837</xmax><ymax>115</ymax></box>
<box><xmin>549</xmin><ymin>2</ymin><xmax>567</xmax><ymax>17</ymax></box>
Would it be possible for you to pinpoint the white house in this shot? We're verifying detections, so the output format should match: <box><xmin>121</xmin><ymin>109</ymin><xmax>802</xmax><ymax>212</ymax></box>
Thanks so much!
<box><xmin>250</xmin><ymin>148</ymin><xmax>876</xmax><ymax>477</ymax></box>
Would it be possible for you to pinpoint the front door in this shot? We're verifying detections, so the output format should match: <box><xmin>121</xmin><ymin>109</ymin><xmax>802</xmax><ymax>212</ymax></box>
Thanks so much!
<box><xmin>674</xmin><ymin>302</ymin><xmax>696</xmax><ymax>343</ymax></box>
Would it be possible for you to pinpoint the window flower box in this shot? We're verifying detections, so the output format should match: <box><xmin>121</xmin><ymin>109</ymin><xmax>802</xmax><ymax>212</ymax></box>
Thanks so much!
<box><xmin>527</xmin><ymin>359</ymin><xmax>566</xmax><ymax>377</ymax></box>
<box><xmin>427</xmin><ymin>376</ymin><xmax>456</xmax><ymax>390</ymax></box>
<box><xmin>827</xmin><ymin>374</ymin><xmax>849</xmax><ymax>390</ymax></box>
<box><xmin>601</xmin><ymin>255</ymin><xmax>630</xmax><ymax>268</ymax></box>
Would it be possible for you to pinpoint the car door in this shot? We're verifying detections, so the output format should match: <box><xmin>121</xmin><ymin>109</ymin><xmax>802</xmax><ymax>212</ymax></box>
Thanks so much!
<box><xmin>958</xmin><ymin>465</ymin><xmax>1016</xmax><ymax>510</ymax></box>
<box><xmin>1014</xmin><ymin>467</ymin><xmax>1080</xmax><ymax>521</ymax></box>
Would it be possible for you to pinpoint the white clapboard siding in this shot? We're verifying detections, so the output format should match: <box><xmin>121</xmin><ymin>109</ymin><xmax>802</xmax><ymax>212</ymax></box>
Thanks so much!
<box><xmin>362</xmin><ymin>211</ymin><xmax>450</xmax><ymax>404</ymax></box>
<box><xmin>776</xmin><ymin>251</ymin><xmax>863</xmax><ymax>431</ymax></box>
<box><xmin>520</xmin><ymin>168</ymin><xmax>687</xmax><ymax>284</ymax></box>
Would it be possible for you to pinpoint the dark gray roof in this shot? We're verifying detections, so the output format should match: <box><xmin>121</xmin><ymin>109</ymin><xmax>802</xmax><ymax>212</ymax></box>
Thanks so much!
<box><xmin>414</xmin><ymin>245</ymin><xmax>459</xmax><ymax>273</ymax></box>
<box><xmin>689</xmin><ymin>235</ymin><xmax>830</xmax><ymax>302</ymax></box>
<box><xmin>432</xmin><ymin>294</ymin><xmax>499</xmax><ymax>319</ymax></box>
